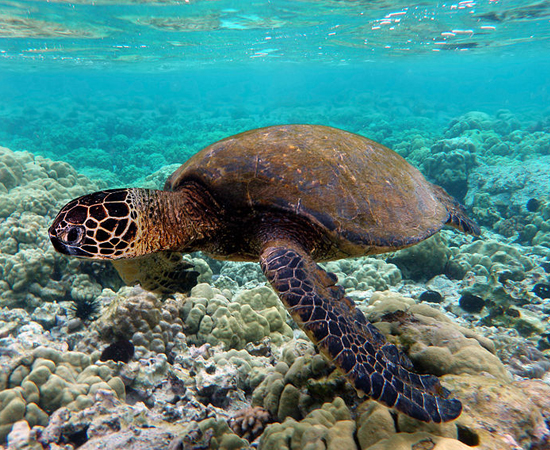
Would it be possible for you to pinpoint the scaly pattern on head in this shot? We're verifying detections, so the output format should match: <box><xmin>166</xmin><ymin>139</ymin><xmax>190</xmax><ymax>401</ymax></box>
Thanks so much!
<box><xmin>49</xmin><ymin>189</ymin><xmax>140</xmax><ymax>259</ymax></box>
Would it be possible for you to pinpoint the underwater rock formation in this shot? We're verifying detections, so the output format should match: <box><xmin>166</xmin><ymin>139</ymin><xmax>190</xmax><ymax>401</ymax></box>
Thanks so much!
<box><xmin>180</xmin><ymin>284</ymin><xmax>293</xmax><ymax>350</ymax></box>
<box><xmin>323</xmin><ymin>257</ymin><xmax>402</xmax><ymax>292</ymax></box>
<box><xmin>0</xmin><ymin>346</ymin><xmax>125</xmax><ymax>442</ymax></box>
<box><xmin>0</xmin><ymin>147</ymin><xmax>116</xmax><ymax>310</ymax></box>
<box><xmin>423</xmin><ymin>139</ymin><xmax>478</xmax><ymax>201</ymax></box>
<box><xmin>465</xmin><ymin>156</ymin><xmax>550</xmax><ymax>244</ymax></box>
<box><xmin>388</xmin><ymin>234</ymin><xmax>453</xmax><ymax>281</ymax></box>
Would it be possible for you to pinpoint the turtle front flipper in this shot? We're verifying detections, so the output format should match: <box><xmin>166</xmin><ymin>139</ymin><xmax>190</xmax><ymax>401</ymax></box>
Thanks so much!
<box><xmin>260</xmin><ymin>240</ymin><xmax>462</xmax><ymax>423</ymax></box>
<box><xmin>112</xmin><ymin>251</ymin><xmax>199</xmax><ymax>294</ymax></box>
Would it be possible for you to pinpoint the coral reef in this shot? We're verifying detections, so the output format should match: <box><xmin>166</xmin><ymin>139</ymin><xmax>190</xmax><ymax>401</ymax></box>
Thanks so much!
<box><xmin>0</xmin><ymin>147</ymin><xmax>119</xmax><ymax>310</ymax></box>
<box><xmin>5</xmin><ymin>389</ymin><xmax>249</xmax><ymax>450</ymax></box>
<box><xmin>219</xmin><ymin>262</ymin><xmax>266</xmax><ymax>288</ymax></box>
<box><xmin>258</xmin><ymin>395</ymin><xmax>519</xmax><ymax>450</ymax></box>
<box><xmin>465</xmin><ymin>156</ymin><xmax>550</xmax><ymax>242</ymax></box>
<box><xmin>387</xmin><ymin>234</ymin><xmax>453</xmax><ymax>281</ymax></box>
<box><xmin>2</xmin><ymin>274</ymin><xmax>550</xmax><ymax>448</ymax></box>
<box><xmin>259</xmin><ymin>397</ymin><xmax>358</xmax><ymax>450</ymax></box>
<box><xmin>364</xmin><ymin>291</ymin><xmax>509</xmax><ymax>381</ymax></box>
<box><xmin>445</xmin><ymin>111</ymin><xmax>494</xmax><ymax>137</ymax></box>
<box><xmin>439</xmin><ymin>238</ymin><xmax>550</xmax><ymax>343</ymax></box>
<box><xmin>446</xmin><ymin>238</ymin><xmax>536</xmax><ymax>281</ymax></box>
<box><xmin>256</xmin><ymin>291</ymin><xmax>550</xmax><ymax>450</ymax></box>
<box><xmin>422</xmin><ymin>139</ymin><xmax>478</xmax><ymax>201</ymax></box>
<box><xmin>251</xmin><ymin>339</ymin><xmax>350</xmax><ymax>423</ymax></box>
<box><xmin>229</xmin><ymin>406</ymin><xmax>272</xmax><ymax>441</ymax></box>
<box><xmin>323</xmin><ymin>257</ymin><xmax>402</xmax><ymax>292</ymax></box>
<box><xmin>0</xmin><ymin>346</ymin><xmax>125</xmax><ymax>442</ymax></box>
<box><xmin>444</xmin><ymin>375</ymin><xmax>550</xmax><ymax>450</ymax></box>
<box><xmin>81</xmin><ymin>286</ymin><xmax>188</xmax><ymax>358</ymax></box>
<box><xmin>179</xmin><ymin>284</ymin><xmax>293</xmax><ymax>349</ymax></box>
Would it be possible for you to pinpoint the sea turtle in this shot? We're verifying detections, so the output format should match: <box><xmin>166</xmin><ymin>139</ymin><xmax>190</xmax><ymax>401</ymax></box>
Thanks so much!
<box><xmin>49</xmin><ymin>124</ymin><xmax>479</xmax><ymax>423</ymax></box>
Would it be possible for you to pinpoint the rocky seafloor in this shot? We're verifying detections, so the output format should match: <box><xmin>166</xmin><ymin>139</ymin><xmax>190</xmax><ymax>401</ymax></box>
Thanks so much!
<box><xmin>1</xmin><ymin>108</ymin><xmax>550</xmax><ymax>450</ymax></box>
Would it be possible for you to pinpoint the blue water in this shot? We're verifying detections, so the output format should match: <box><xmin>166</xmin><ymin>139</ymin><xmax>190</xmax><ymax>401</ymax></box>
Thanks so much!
<box><xmin>1</xmin><ymin>1</ymin><xmax>549</xmax><ymax>184</ymax></box>
<box><xmin>2</xmin><ymin>0</ymin><xmax>549</xmax><ymax>64</ymax></box>
<box><xmin>0</xmin><ymin>57</ymin><xmax>548</xmax><ymax>183</ymax></box>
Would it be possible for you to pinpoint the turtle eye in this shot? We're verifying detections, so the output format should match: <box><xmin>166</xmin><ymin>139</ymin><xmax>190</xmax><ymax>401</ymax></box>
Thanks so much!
<box><xmin>62</xmin><ymin>225</ymin><xmax>85</xmax><ymax>245</ymax></box>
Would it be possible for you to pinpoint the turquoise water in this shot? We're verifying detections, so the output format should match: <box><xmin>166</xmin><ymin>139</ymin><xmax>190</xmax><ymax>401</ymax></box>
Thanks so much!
<box><xmin>1</xmin><ymin>58</ymin><xmax>549</xmax><ymax>185</ymax></box>
<box><xmin>1</xmin><ymin>0</ymin><xmax>550</xmax><ymax>63</ymax></box>
<box><xmin>1</xmin><ymin>0</ymin><xmax>549</xmax><ymax>186</ymax></box>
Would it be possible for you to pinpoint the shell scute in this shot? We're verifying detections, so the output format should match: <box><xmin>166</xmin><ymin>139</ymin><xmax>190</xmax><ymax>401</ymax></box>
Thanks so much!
<box><xmin>166</xmin><ymin>125</ymin><xmax>464</xmax><ymax>254</ymax></box>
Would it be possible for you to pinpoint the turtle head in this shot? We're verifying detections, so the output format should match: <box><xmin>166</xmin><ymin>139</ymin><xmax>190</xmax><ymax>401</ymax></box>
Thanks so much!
<box><xmin>49</xmin><ymin>189</ymin><xmax>142</xmax><ymax>260</ymax></box>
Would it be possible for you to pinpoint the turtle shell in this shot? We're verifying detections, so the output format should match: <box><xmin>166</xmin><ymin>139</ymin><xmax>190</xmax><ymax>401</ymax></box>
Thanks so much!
<box><xmin>165</xmin><ymin>125</ymin><xmax>451</xmax><ymax>256</ymax></box>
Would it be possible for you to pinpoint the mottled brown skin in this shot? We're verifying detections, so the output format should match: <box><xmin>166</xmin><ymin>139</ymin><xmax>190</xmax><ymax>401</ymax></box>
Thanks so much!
<box><xmin>49</xmin><ymin>125</ymin><xmax>479</xmax><ymax>423</ymax></box>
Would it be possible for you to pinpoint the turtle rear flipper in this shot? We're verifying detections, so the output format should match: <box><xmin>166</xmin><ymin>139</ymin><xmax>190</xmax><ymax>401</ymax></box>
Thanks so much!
<box><xmin>112</xmin><ymin>251</ymin><xmax>199</xmax><ymax>294</ymax></box>
<box><xmin>431</xmin><ymin>184</ymin><xmax>481</xmax><ymax>236</ymax></box>
<box><xmin>260</xmin><ymin>239</ymin><xmax>462</xmax><ymax>423</ymax></box>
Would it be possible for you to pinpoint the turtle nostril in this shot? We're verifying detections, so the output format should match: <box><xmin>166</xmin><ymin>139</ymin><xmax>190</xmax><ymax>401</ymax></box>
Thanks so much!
<box><xmin>63</xmin><ymin>226</ymin><xmax>85</xmax><ymax>245</ymax></box>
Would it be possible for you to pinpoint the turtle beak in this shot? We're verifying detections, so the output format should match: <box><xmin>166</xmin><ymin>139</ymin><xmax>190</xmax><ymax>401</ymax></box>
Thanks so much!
<box><xmin>49</xmin><ymin>218</ymin><xmax>70</xmax><ymax>255</ymax></box>
<box><xmin>49</xmin><ymin>232</ymin><xmax>69</xmax><ymax>254</ymax></box>
<box><xmin>48</xmin><ymin>220</ymin><xmax>90</xmax><ymax>258</ymax></box>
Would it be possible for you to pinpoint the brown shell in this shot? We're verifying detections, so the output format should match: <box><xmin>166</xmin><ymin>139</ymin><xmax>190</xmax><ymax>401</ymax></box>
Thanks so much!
<box><xmin>165</xmin><ymin>125</ymin><xmax>451</xmax><ymax>255</ymax></box>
